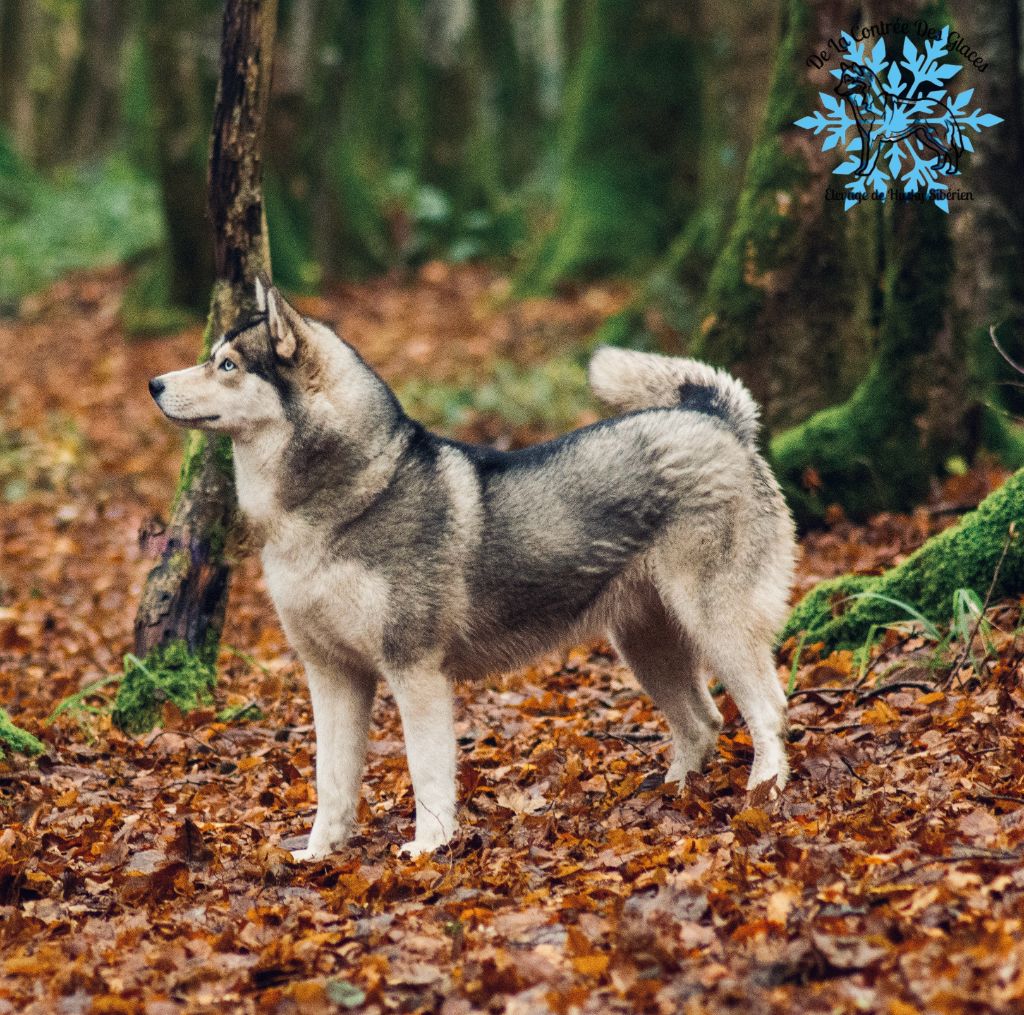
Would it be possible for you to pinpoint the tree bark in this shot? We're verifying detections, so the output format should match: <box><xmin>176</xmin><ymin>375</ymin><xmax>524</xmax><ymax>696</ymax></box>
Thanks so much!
<box><xmin>952</xmin><ymin>0</ymin><xmax>1024</xmax><ymax>461</ymax></box>
<box><xmin>692</xmin><ymin>0</ymin><xmax>876</xmax><ymax>432</ymax></box>
<box><xmin>769</xmin><ymin>0</ymin><xmax>971</xmax><ymax>524</ymax></box>
<box><xmin>119</xmin><ymin>0</ymin><xmax>276</xmax><ymax>734</ymax></box>
<box><xmin>783</xmin><ymin>469</ymin><xmax>1024</xmax><ymax>651</ymax></box>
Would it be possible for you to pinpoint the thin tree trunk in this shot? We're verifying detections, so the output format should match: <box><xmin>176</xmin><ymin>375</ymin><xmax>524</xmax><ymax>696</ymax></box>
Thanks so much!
<box><xmin>118</xmin><ymin>0</ymin><xmax>276</xmax><ymax>734</ymax></box>
<box><xmin>517</xmin><ymin>0</ymin><xmax>703</xmax><ymax>293</ymax></box>
<box><xmin>0</xmin><ymin>0</ymin><xmax>39</xmax><ymax>160</ymax></box>
<box><xmin>67</xmin><ymin>0</ymin><xmax>131</xmax><ymax>161</ymax></box>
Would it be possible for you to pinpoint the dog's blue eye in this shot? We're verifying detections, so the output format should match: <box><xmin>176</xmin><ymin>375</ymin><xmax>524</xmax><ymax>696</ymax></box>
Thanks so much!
<box><xmin>220</xmin><ymin>359</ymin><xmax>236</xmax><ymax>372</ymax></box>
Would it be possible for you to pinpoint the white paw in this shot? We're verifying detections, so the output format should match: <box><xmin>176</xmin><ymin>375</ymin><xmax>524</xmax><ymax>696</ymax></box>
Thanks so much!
<box><xmin>399</xmin><ymin>834</ymin><xmax>452</xmax><ymax>858</ymax></box>
<box><xmin>290</xmin><ymin>847</ymin><xmax>329</xmax><ymax>862</ymax></box>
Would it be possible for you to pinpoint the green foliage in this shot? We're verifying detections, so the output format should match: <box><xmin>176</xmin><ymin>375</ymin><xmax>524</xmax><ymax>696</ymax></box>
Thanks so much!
<box><xmin>398</xmin><ymin>356</ymin><xmax>592</xmax><ymax>434</ymax></box>
<box><xmin>121</xmin><ymin>252</ymin><xmax>195</xmax><ymax>336</ymax></box>
<box><xmin>783</xmin><ymin>469</ymin><xmax>1024</xmax><ymax>650</ymax></box>
<box><xmin>113</xmin><ymin>643</ymin><xmax>217</xmax><ymax>735</ymax></box>
<box><xmin>0</xmin><ymin>128</ymin><xmax>36</xmax><ymax>214</ymax></box>
<box><xmin>0</xmin><ymin>707</ymin><xmax>44</xmax><ymax>760</ymax></box>
<box><xmin>0</xmin><ymin>155</ymin><xmax>162</xmax><ymax>311</ymax></box>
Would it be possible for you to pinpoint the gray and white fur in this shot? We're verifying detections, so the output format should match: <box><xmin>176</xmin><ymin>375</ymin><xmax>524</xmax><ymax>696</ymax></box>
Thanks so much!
<box><xmin>148</xmin><ymin>280</ymin><xmax>797</xmax><ymax>859</ymax></box>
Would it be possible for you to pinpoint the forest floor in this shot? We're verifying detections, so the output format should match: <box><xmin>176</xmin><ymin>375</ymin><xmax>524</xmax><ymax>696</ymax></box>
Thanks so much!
<box><xmin>2</xmin><ymin>266</ymin><xmax>1024</xmax><ymax>1015</ymax></box>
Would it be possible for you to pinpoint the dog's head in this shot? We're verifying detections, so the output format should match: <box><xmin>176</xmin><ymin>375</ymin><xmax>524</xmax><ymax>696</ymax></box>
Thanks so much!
<box><xmin>835</xmin><ymin>61</ymin><xmax>870</xmax><ymax>97</ymax></box>
<box><xmin>148</xmin><ymin>278</ymin><xmax>348</xmax><ymax>440</ymax></box>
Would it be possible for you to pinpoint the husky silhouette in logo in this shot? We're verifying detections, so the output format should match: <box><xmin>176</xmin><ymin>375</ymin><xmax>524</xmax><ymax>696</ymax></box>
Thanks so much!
<box><xmin>836</xmin><ymin>60</ymin><xmax>963</xmax><ymax>177</ymax></box>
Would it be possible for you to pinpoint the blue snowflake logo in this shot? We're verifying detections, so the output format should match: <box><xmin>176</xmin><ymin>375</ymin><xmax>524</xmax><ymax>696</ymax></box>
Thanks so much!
<box><xmin>795</xmin><ymin>27</ymin><xmax>1002</xmax><ymax>212</ymax></box>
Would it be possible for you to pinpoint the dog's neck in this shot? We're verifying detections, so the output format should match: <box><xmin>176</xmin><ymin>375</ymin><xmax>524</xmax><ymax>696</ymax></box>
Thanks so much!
<box><xmin>231</xmin><ymin>406</ymin><xmax>409</xmax><ymax>545</ymax></box>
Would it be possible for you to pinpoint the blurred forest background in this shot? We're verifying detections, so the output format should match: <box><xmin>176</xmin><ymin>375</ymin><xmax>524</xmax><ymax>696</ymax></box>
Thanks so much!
<box><xmin>2</xmin><ymin>0</ymin><xmax>1023</xmax><ymax>522</ymax></box>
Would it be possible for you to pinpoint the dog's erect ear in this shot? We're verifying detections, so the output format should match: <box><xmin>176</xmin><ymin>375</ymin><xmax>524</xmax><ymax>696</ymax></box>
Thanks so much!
<box><xmin>265</xmin><ymin>284</ymin><xmax>301</xmax><ymax>362</ymax></box>
<box><xmin>254</xmin><ymin>272</ymin><xmax>270</xmax><ymax>313</ymax></box>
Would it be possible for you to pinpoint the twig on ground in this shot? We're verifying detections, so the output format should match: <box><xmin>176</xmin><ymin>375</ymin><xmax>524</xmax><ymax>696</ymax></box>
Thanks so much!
<box><xmin>856</xmin><ymin>679</ymin><xmax>936</xmax><ymax>704</ymax></box>
<box><xmin>876</xmin><ymin>844</ymin><xmax>1023</xmax><ymax>885</ymax></box>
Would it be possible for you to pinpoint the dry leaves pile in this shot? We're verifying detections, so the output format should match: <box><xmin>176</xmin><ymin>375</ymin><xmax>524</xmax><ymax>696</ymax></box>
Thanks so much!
<box><xmin>2</xmin><ymin>268</ymin><xmax>1024</xmax><ymax>1014</ymax></box>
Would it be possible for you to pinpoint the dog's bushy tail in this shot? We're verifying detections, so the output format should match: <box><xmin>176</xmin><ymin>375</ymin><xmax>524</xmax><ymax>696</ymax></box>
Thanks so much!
<box><xmin>588</xmin><ymin>347</ymin><xmax>761</xmax><ymax>449</ymax></box>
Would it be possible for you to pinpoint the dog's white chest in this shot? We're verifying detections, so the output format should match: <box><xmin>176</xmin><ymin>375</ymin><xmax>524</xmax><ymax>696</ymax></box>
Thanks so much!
<box><xmin>260</xmin><ymin>532</ymin><xmax>390</xmax><ymax>667</ymax></box>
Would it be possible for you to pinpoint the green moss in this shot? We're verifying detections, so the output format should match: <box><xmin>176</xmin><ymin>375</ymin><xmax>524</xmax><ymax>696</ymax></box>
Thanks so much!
<box><xmin>113</xmin><ymin>640</ymin><xmax>217</xmax><ymax>735</ymax></box>
<box><xmin>783</xmin><ymin>469</ymin><xmax>1024</xmax><ymax>650</ymax></box>
<box><xmin>0</xmin><ymin>707</ymin><xmax>44</xmax><ymax>760</ymax></box>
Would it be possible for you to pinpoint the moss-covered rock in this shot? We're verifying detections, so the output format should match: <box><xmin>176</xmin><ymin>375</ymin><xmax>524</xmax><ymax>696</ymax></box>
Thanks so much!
<box><xmin>0</xmin><ymin>707</ymin><xmax>44</xmax><ymax>759</ymax></box>
<box><xmin>783</xmin><ymin>468</ymin><xmax>1024</xmax><ymax>650</ymax></box>
<box><xmin>113</xmin><ymin>640</ymin><xmax>217</xmax><ymax>735</ymax></box>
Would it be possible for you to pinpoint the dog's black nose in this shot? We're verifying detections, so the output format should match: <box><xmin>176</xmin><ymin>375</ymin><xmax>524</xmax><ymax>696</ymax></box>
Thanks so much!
<box><xmin>148</xmin><ymin>377</ymin><xmax>165</xmax><ymax>398</ymax></box>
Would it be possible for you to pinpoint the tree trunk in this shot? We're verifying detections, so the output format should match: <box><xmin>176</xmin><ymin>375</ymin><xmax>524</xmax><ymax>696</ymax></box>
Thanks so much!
<box><xmin>782</xmin><ymin>469</ymin><xmax>1024</xmax><ymax>651</ymax></box>
<box><xmin>516</xmin><ymin>0</ymin><xmax>703</xmax><ymax>293</ymax></box>
<box><xmin>769</xmin><ymin>0</ymin><xmax>972</xmax><ymax>525</ymax></box>
<box><xmin>692</xmin><ymin>0</ymin><xmax>877</xmax><ymax>432</ymax></box>
<box><xmin>0</xmin><ymin>0</ymin><xmax>39</xmax><ymax>160</ymax></box>
<box><xmin>592</xmin><ymin>0</ymin><xmax>777</xmax><ymax>352</ymax></box>
<box><xmin>954</xmin><ymin>0</ymin><xmax>1024</xmax><ymax>462</ymax></box>
<box><xmin>117</xmin><ymin>0</ymin><xmax>276</xmax><ymax>734</ymax></box>
<box><xmin>66</xmin><ymin>0</ymin><xmax>132</xmax><ymax>161</ymax></box>
<box><xmin>771</xmin><ymin>196</ymin><xmax>959</xmax><ymax>525</ymax></box>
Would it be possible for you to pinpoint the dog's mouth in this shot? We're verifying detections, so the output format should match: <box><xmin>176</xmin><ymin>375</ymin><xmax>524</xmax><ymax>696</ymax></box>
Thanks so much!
<box><xmin>162</xmin><ymin>412</ymin><xmax>221</xmax><ymax>426</ymax></box>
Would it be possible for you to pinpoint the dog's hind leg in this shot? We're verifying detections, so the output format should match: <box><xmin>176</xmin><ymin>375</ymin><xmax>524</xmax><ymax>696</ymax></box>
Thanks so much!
<box><xmin>660</xmin><ymin>588</ymin><xmax>789</xmax><ymax>792</ymax></box>
<box><xmin>292</xmin><ymin>662</ymin><xmax>377</xmax><ymax>861</ymax></box>
<box><xmin>388</xmin><ymin>664</ymin><xmax>459</xmax><ymax>857</ymax></box>
<box><xmin>611</xmin><ymin>589</ymin><xmax>723</xmax><ymax>786</ymax></box>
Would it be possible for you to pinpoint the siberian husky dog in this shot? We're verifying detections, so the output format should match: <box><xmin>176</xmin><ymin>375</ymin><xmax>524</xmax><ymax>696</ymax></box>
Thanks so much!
<box><xmin>148</xmin><ymin>279</ymin><xmax>796</xmax><ymax>859</ymax></box>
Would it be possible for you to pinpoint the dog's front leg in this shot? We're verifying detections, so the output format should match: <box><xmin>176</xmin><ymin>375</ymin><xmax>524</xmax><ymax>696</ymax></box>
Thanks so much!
<box><xmin>388</xmin><ymin>666</ymin><xmax>458</xmax><ymax>857</ymax></box>
<box><xmin>291</xmin><ymin>663</ymin><xmax>376</xmax><ymax>861</ymax></box>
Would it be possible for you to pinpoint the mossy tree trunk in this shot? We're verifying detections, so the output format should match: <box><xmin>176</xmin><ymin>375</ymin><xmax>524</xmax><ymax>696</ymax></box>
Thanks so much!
<box><xmin>956</xmin><ymin>0</ymin><xmax>1024</xmax><ymax>463</ymax></box>
<box><xmin>592</xmin><ymin>0</ymin><xmax>778</xmax><ymax>353</ymax></box>
<box><xmin>771</xmin><ymin>196</ymin><xmax>962</xmax><ymax>525</ymax></box>
<box><xmin>517</xmin><ymin>0</ymin><xmax>703</xmax><ymax>293</ymax></box>
<box><xmin>768</xmin><ymin>0</ymin><xmax>979</xmax><ymax>525</ymax></box>
<box><xmin>691</xmin><ymin>0</ymin><xmax>876</xmax><ymax>431</ymax></box>
<box><xmin>118</xmin><ymin>0</ymin><xmax>276</xmax><ymax>735</ymax></box>
<box><xmin>783</xmin><ymin>468</ymin><xmax>1024</xmax><ymax>650</ymax></box>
